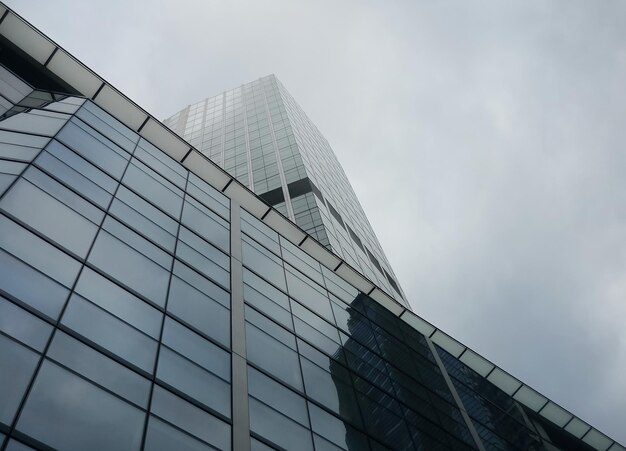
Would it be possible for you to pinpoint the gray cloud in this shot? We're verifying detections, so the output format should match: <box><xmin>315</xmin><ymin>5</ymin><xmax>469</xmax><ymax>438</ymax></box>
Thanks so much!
<box><xmin>8</xmin><ymin>0</ymin><xmax>626</xmax><ymax>443</ymax></box>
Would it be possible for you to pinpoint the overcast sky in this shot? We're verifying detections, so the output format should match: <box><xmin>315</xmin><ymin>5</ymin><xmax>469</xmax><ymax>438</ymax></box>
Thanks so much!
<box><xmin>8</xmin><ymin>0</ymin><xmax>626</xmax><ymax>444</ymax></box>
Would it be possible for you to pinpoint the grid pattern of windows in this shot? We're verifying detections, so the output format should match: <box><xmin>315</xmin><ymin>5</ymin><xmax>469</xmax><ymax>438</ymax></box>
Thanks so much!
<box><xmin>164</xmin><ymin>75</ymin><xmax>407</xmax><ymax>306</ymax></box>
<box><xmin>0</xmin><ymin>44</ymin><xmax>613</xmax><ymax>451</ymax></box>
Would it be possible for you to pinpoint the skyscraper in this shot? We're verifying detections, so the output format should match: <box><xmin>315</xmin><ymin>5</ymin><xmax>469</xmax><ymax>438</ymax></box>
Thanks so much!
<box><xmin>0</xmin><ymin>3</ymin><xmax>623</xmax><ymax>451</ymax></box>
<box><xmin>163</xmin><ymin>76</ymin><xmax>406</xmax><ymax>305</ymax></box>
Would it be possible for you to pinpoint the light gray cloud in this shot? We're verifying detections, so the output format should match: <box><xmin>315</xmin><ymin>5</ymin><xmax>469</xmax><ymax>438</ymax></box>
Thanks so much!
<box><xmin>8</xmin><ymin>0</ymin><xmax>626</xmax><ymax>443</ymax></box>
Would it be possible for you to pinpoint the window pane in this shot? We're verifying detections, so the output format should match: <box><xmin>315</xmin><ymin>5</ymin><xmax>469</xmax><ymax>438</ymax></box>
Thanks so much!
<box><xmin>56</xmin><ymin>119</ymin><xmax>128</xmax><ymax>178</ymax></box>
<box><xmin>157</xmin><ymin>347</ymin><xmax>230</xmax><ymax>418</ymax></box>
<box><xmin>74</xmin><ymin>268</ymin><xmax>162</xmax><ymax>338</ymax></box>
<box><xmin>162</xmin><ymin>317</ymin><xmax>230</xmax><ymax>381</ymax></box>
<box><xmin>1</xmin><ymin>178</ymin><xmax>99</xmax><ymax>257</ymax></box>
<box><xmin>167</xmin><ymin>262</ymin><xmax>230</xmax><ymax>346</ymax></box>
<box><xmin>249</xmin><ymin>397</ymin><xmax>313</xmax><ymax>451</ymax></box>
<box><xmin>0</xmin><ymin>296</ymin><xmax>52</xmax><ymax>351</ymax></box>
<box><xmin>0</xmin><ymin>335</ymin><xmax>39</xmax><ymax>424</ymax></box>
<box><xmin>150</xmin><ymin>386</ymin><xmax>231</xmax><ymax>451</ymax></box>
<box><xmin>285</xmin><ymin>266</ymin><xmax>333</xmax><ymax>322</ymax></box>
<box><xmin>35</xmin><ymin>140</ymin><xmax>116</xmax><ymax>208</ymax></box>
<box><xmin>0</xmin><ymin>214</ymin><xmax>81</xmax><ymax>287</ymax></box>
<box><xmin>177</xmin><ymin>227</ymin><xmax>229</xmax><ymax>288</ymax></box>
<box><xmin>48</xmin><ymin>331</ymin><xmax>151</xmax><ymax>407</ymax></box>
<box><xmin>62</xmin><ymin>294</ymin><xmax>158</xmax><ymax>373</ymax></box>
<box><xmin>122</xmin><ymin>161</ymin><xmax>183</xmax><ymax>218</ymax></box>
<box><xmin>242</xmin><ymin>236</ymin><xmax>286</xmax><ymax>291</ymax></box>
<box><xmin>17</xmin><ymin>360</ymin><xmax>145</xmax><ymax>451</ymax></box>
<box><xmin>88</xmin><ymin>227</ymin><xmax>170</xmax><ymax>307</ymax></box>
<box><xmin>181</xmin><ymin>197</ymin><xmax>229</xmax><ymax>252</ymax></box>
<box><xmin>144</xmin><ymin>416</ymin><xmax>214</xmax><ymax>451</ymax></box>
<box><xmin>0</xmin><ymin>249</ymin><xmax>69</xmax><ymax>319</ymax></box>
<box><xmin>248</xmin><ymin>366</ymin><xmax>308</xmax><ymax>426</ymax></box>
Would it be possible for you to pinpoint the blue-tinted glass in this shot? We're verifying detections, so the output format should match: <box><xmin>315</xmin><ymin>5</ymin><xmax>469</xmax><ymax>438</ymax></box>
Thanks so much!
<box><xmin>61</xmin><ymin>294</ymin><xmax>158</xmax><ymax>373</ymax></box>
<box><xmin>181</xmin><ymin>197</ymin><xmax>229</xmax><ymax>253</ymax></box>
<box><xmin>47</xmin><ymin>331</ymin><xmax>151</xmax><ymax>407</ymax></box>
<box><xmin>249</xmin><ymin>397</ymin><xmax>314</xmax><ymax>451</ymax></box>
<box><xmin>309</xmin><ymin>403</ymin><xmax>370</xmax><ymax>451</ymax></box>
<box><xmin>150</xmin><ymin>386</ymin><xmax>231</xmax><ymax>451</ymax></box>
<box><xmin>110</xmin><ymin>186</ymin><xmax>178</xmax><ymax>251</ymax></box>
<box><xmin>144</xmin><ymin>416</ymin><xmax>214</xmax><ymax>451</ymax></box>
<box><xmin>0</xmin><ymin>334</ymin><xmax>39</xmax><ymax>424</ymax></box>
<box><xmin>177</xmin><ymin>227</ymin><xmax>229</xmax><ymax>288</ymax></box>
<box><xmin>245</xmin><ymin>311</ymin><xmax>302</xmax><ymax>390</ymax></box>
<box><xmin>17</xmin><ymin>360</ymin><xmax>145</xmax><ymax>451</ymax></box>
<box><xmin>291</xmin><ymin>300</ymin><xmax>342</xmax><ymax>356</ymax></box>
<box><xmin>187</xmin><ymin>173</ymin><xmax>230</xmax><ymax>220</ymax></box>
<box><xmin>285</xmin><ymin>266</ymin><xmax>333</xmax><ymax>322</ymax></box>
<box><xmin>0</xmin><ymin>214</ymin><xmax>81</xmax><ymax>288</ymax></box>
<box><xmin>22</xmin><ymin>165</ymin><xmax>107</xmax><ymax>223</ymax></box>
<box><xmin>74</xmin><ymin>268</ymin><xmax>162</xmax><ymax>338</ymax></box>
<box><xmin>5</xmin><ymin>440</ymin><xmax>36</xmax><ymax>451</ymax></box>
<box><xmin>56</xmin><ymin>119</ymin><xmax>129</xmax><ymax>178</ymax></box>
<box><xmin>88</xmin><ymin>226</ymin><xmax>170</xmax><ymax>307</ymax></box>
<box><xmin>242</xmin><ymin>235</ymin><xmax>286</xmax><ymax>291</ymax></box>
<box><xmin>134</xmin><ymin>139</ymin><xmax>187</xmax><ymax>189</ymax></box>
<box><xmin>162</xmin><ymin>317</ymin><xmax>230</xmax><ymax>381</ymax></box>
<box><xmin>167</xmin><ymin>262</ymin><xmax>230</xmax><ymax>346</ymax></box>
<box><xmin>0</xmin><ymin>296</ymin><xmax>52</xmax><ymax>351</ymax></box>
<box><xmin>1</xmin><ymin>178</ymin><xmax>99</xmax><ymax>257</ymax></box>
<box><xmin>0</xmin><ymin>249</ymin><xmax>69</xmax><ymax>319</ymax></box>
<box><xmin>35</xmin><ymin>140</ymin><xmax>116</xmax><ymax>207</ymax></box>
<box><xmin>122</xmin><ymin>160</ymin><xmax>183</xmax><ymax>218</ymax></box>
<box><xmin>76</xmin><ymin>102</ymin><xmax>138</xmax><ymax>153</ymax></box>
<box><xmin>248</xmin><ymin>366</ymin><xmax>308</xmax><ymax>426</ymax></box>
<box><xmin>243</xmin><ymin>268</ymin><xmax>291</xmax><ymax>330</ymax></box>
<box><xmin>241</xmin><ymin>209</ymin><xmax>280</xmax><ymax>254</ymax></box>
<box><xmin>157</xmin><ymin>347</ymin><xmax>231</xmax><ymax>417</ymax></box>
<box><xmin>281</xmin><ymin>237</ymin><xmax>323</xmax><ymax>285</ymax></box>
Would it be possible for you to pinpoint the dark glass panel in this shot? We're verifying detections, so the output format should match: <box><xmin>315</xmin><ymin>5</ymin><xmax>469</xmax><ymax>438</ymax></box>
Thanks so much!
<box><xmin>0</xmin><ymin>334</ymin><xmax>39</xmax><ymax>424</ymax></box>
<box><xmin>17</xmin><ymin>360</ymin><xmax>145</xmax><ymax>451</ymax></box>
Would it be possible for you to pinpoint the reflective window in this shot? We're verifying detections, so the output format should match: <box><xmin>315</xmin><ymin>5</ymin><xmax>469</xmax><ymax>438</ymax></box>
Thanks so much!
<box><xmin>61</xmin><ymin>294</ymin><xmax>158</xmax><ymax>373</ymax></box>
<box><xmin>243</xmin><ymin>268</ymin><xmax>291</xmax><ymax>330</ymax></box>
<box><xmin>242</xmin><ymin>235</ymin><xmax>286</xmax><ymax>291</ymax></box>
<box><xmin>285</xmin><ymin>266</ymin><xmax>333</xmax><ymax>322</ymax></box>
<box><xmin>88</xmin><ymin>219</ymin><xmax>171</xmax><ymax>307</ymax></box>
<box><xmin>17</xmin><ymin>360</ymin><xmax>145</xmax><ymax>451</ymax></box>
<box><xmin>249</xmin><ymin>397</ymin><xmax>314</xmax><ymax>451</ymax></box>
<box><xmin>156</xmin><ymin>347</ymin><xmax>231</xmax><ymax>417</ymax></box>
<box><xmin>74</xmin><ymin>268</ymin><xmax>162</xmax><ymax>338</ymax></box>
<box><xmin>308</xmin><ymin>403</ymin><xmax>370</xmax><ymax>451</ymax></box>
<box><xmin>144</xmin><ymin>416</ymin><xmax>214</xmax><ymax>451</ymax></box>
<box><xmin>181</xmin><ymin>196</ymin><xmax>229</xmax><ymax>252</ymax></box>
<box><xmin>187</xmin><ymin>173</ymin><xmax>230</xmax><ymax>220</ymax></box>
<box><xmin>122</xmin><ymin>160</ymin><xmax>183</xmax><ymax>218</ymax></box>
<box><xmin>47</xmin><ymin>331</ymin><xmax>151</xmax><ymax>407</ymax></box>
<box><xmin>241</xmin><ymin>209</ymin><xmax>279</xmax><ymax>254</ymax></box>
<box><xmin>167</xmin><ymin>261</ymin><xmax>230</xmax><ymax>346</ymax></box>
<box><xmin>134</xmin><ymin>139</ymin><xmax>187</xmax><ymax>189</ymax></box>
<box><xmin>34</xmin><ymin>140</ymin><xmax>116</xmax><ymax>208</ymax></box>
<box><xmin>56</xmin><ymin>119</ymin><xmax>129</xmax><ymax>178</ymax></box>
<box><xmin>177</xmin><ymin>227</ymin><xmax>229</xmax><ymax>288</ymax></box>
<box><xmin>245</xmin><ymin>307</ymin><xmax>302</xmax><ymax>390</ymax></box>
<box><xmin>162</xmin><ymin>317</ymin><xmax>230</xmax><ymax>381</ymax></box>
<box><xmin>0</xmin><ymin>249</ymin><xmax>69</xmax><ymax>319</ymax></box>
<box><xmin>76</xmin><ymin>102</ymin><xmax>139</xmax><ymax>153</ymax></box>
<box><xmin>150</xmin><ymin>386</ymin><xmax>231</xmax><ymax>451</ymax></box>
<box><xmin>0</xmin><ymin>296</ymin><xmax>52</xmax><ymax>351</ymax></box>
<box><xmin>0</xmin><ymin>334</ymin><xmax>39</xmax><ymax>424</ymax></box>
<box><xmin>1</xmin><ymin>178</ymin><xmax>99</xmax><ymax>257</ymax></box>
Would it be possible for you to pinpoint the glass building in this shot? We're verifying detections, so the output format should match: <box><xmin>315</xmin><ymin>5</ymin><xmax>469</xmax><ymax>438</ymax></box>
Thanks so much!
<box><xmin>0</xmin><ymin>4</ymin><xmax>623</xmax><ymax>451</ymax></box>
<box><xmin>163</xmin><ymin>76</ymin><xmax>406</xmax><ymax>305</ymax></box>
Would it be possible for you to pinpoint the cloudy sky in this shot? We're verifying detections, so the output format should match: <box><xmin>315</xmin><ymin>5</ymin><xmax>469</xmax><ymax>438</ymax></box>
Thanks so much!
<box><xmin>8</xmin><ymin>0</ymin><xmax>626</xmax><ymax>444</ymax></box>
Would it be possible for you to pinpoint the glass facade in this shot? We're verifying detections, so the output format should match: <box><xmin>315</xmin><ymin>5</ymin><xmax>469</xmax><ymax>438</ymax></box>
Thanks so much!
<box><xmin>163</xmin><ymin>75</ymin><xmax>406</xmax><ymax>304</ymax></box>
<box><xmin>0</xmin><ymin>5</ymin><xmax>623</xmax><ymax>451</ymax></box>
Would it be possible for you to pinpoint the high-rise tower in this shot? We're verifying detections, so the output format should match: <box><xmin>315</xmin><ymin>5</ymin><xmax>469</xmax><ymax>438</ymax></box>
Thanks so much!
<box><xmin>163</xmin><ymin>76</ymin><xmax>406</xmax><ymax>304</ymax></box>
<box><xmin>0</xmin><ymin>3</ymin><xmax>623</xmax><ymax>451</ymax></box>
